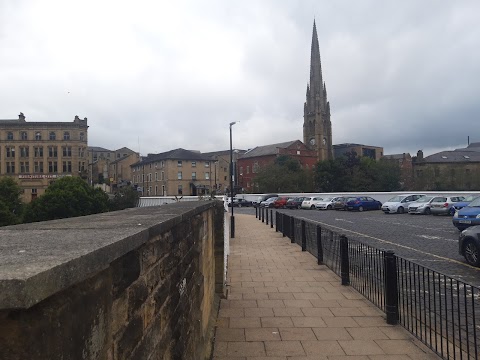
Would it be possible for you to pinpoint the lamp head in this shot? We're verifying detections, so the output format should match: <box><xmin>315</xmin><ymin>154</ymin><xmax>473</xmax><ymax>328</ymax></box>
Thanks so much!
<box><xmin>229</xmin><ymin>121</ymin><xmax>237</xmax><ymax>126</ymax></box>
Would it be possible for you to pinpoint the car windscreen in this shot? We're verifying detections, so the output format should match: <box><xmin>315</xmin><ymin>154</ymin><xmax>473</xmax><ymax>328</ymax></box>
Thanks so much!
<box><xmin>468</xmin><ymin>197</ymin><xmax>480</xmax><ymax>207</ymax></box>
<box><xmin>416</xmin><ymin>196</ymin><xmax>434</xmax><ymax>203</ymax></box>
<box><xmin>464</xmin><ymin>195</ymin><xmax>480</xmax><ymax>202</ymax></box>
<box><xmin>322</xmin><ymin>197</ymin><xmax>333</xmax><ymax>201</ymax></box>
<box><xmin>387</xmin><ymin>196</ymin><xmax>403</xmax><ymax>202</ymax></box>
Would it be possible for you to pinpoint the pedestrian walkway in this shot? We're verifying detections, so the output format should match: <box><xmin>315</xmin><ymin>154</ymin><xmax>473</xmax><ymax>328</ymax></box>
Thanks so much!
<box><xmin>212</xmin><ymin>214</ymin><xmax>440</xmax><ymax>359</ymax></box>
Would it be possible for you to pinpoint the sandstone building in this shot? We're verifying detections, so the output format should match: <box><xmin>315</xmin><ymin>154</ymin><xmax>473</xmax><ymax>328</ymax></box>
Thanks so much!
<box><xmin>0</xmin><ymin>113</ymin><xmax>88</xmax><ymax>202</ymax></box>
<box><xmin>303</xmin><ymin>21</ymin><xmax>333</xmax><ymax>161</ymax></box>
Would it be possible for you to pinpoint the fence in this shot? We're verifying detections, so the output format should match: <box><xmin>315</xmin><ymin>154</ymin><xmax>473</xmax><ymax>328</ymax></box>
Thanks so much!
<box><xmin>254</xmin><ymin>207</ymin><xmax>479</xmax><ymax>360</ymax></box>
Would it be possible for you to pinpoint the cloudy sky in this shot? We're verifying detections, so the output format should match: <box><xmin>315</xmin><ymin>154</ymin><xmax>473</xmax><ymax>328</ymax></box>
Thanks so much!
<box><xmin>1</xmin><ymin>0</ymin><xmax>479</xmax><ymax>157</ymax></box>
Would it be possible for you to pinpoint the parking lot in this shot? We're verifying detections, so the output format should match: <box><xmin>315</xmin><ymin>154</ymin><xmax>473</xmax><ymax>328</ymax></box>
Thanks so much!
<box><xmin>233</xmin><ymin>206</ymin><xmax>480</xmax><ymax>287</ymax></box>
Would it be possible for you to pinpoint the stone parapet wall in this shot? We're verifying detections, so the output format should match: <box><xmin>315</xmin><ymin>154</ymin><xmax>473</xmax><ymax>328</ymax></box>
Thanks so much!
<box><xmin>0</xmin><ymin>201</ymin><xmax>225</xmax><ymax>360</ymax></box>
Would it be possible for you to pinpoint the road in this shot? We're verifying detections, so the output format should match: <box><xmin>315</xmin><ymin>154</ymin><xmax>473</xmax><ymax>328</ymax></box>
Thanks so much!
<box><xmin>233</xmin><ymin>207</ymin><xmax>480</xmax><ymax>287</ymax></box>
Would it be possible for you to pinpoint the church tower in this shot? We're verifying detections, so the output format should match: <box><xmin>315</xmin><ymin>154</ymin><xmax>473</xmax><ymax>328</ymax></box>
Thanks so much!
<box><xmin>303</xmin><ymin>20</ymin><xmax>333</xmax><ymax>161</ymax></box>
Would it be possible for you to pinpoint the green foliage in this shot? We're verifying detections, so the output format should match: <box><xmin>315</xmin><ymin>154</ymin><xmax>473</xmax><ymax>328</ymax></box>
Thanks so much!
<box><xmin>314</xmin><ymin>152</ymin><xmax>401</xmax><ymax>192</ymax></box>
<box><xmin>253</xmin><ymin>156</ymin><xmax>313</xmax><ymax>193</ymax></box>
<box><xmin>23</xmin><ymin>177</ymin><xmax>110</xmax><ymax>223</ymax></box>
<box><xmin>109</xmin><ymin>186</ymin><xmax>140</xmax><ymax>211</ymax></box>
<box><xmin>0</xmin><ymin>177</ymin><xmax>23</xmax><ymax>226</ymax></box>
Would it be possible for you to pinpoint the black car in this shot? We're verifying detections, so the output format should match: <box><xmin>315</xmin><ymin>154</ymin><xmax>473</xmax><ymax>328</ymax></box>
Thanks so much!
<box><xmin>285</xmin><ymin>197</ymin><xmax>306</xmax><ymax>209</ymax></box>
<box><xmin>228</xmin><ymin>198</ymin><xmax>253</xmax><ymax>207</ymax></box>
<box><xmin>459</xmin><ymin>225</ymin><xmax>480</xmax><ymax>267</ymax></box>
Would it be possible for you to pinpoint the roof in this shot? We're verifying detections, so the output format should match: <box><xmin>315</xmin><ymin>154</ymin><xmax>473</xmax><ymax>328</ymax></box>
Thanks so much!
<box><xmin>383</xmin><ymin>153</ymin><xmax>411</xmax><ymax>160</ymax></box>
<box><xmin>422</xmin><ymin>150</ymin><xmax>480</xmax><ymax>163</ymax></box>
<box><xmin>454</xmin><ymin>142</ymin><xmax>480</xmax><ymax>152</ymax></box>
<box><xmin>88</xmin><ymin>146</ymin><xmax>112</xmax><ymax>152</ymax></box>
<box><xmin>333</xmin><ymin>143</ymin><xmax>382</xmax><ymax>149</ymax></box>
<box><xmin>203</xmin><ymin>149</ymin><xmax>247</xmax><ymax>159</ymax></box>
<box><xmin>240</xmin><ymin>141</ymin><xmax>299</xmax><ymax>159</ymax></box>
<box><xmin>131</xmin><ymin>148</ymin><xmax>212</xmax><ymax>167</ymax></box>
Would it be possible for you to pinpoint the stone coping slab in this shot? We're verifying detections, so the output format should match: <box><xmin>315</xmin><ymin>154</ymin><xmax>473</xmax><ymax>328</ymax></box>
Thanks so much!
<box><xmin>0</xmin><ymin>201</ymin><xmax>220</xmax><ymax>309</ymax></box>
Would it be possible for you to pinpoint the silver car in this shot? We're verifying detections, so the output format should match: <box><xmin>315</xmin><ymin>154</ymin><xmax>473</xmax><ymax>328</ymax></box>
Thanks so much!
<box><xmin>407</xmin><ymin>196</ymin><xmax>435</xmax><ymax>215</ymax></box>
<box><xmin>430</xmin><ymin>196</ymin><xmax>465</xmax><ymax>216</ymax></box>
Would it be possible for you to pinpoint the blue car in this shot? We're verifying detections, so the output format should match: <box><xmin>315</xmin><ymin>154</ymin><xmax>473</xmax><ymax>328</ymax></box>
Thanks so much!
<box><xmin>346</xmin><ymin>196</ymin><xmax>382</xmax><ymax>212</ymax></box>
<box><xmin>450</xmin><ymin>194</ymin><xmax>480</xmax><ymax>214</ymax></box>
<box><xmin>452</xmin><ymin>197</ymin><xmax>480</xmax><ymax>230</ymax></box>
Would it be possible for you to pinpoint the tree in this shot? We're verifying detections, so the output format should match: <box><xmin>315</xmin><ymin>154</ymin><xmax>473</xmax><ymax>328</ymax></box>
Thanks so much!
<box><xmin>23</xmin><ymin>177</ymin><xmax>110</xmax><ymax>223</ymax></box>
<box><xmin>0</xmin><ymin>177</ymin><xmax>24</xmax><ymax>226</ymax></box>
<box><xmin>109</xmin><ymin>186</ymin><xmax>140</xmax><ymax>211</ymax></box>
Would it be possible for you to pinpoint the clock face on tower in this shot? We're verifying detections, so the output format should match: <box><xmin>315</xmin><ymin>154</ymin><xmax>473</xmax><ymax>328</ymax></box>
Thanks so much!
<box><xmin>309</xmin><ymin>138</ymin><xmax>316</xmax><ymax>146</ymax></box>
<box><xmin>322</xmin><ymin>138</ymin><xmax>327</xmax><ymax>145</ymax></box>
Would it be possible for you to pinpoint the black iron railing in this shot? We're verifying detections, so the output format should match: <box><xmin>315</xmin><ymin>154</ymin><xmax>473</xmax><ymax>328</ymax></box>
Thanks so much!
<box><xmin>255</xmin><ymin>210</ymin><xmax>480</xmax><ymax>360</ymax></box>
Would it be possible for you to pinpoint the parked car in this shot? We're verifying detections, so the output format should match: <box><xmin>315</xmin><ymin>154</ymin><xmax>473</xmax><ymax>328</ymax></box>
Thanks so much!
<box><xmin>452</xmin><ymin>197</ymin><xmax>480</xmax><ymax>231</ymax></box>
<box><xmin>260</xmin><ymin>197</ymin><xmax>278</xmax><ymax>208</ymax></box>
<box><xmin>381</xmin><ymin>194</ymin><xmax>425</xmax><ymax>214</ymax></box>
<box><xmin>285</xmin><ymin>197</ymin><xmax>306</xmax><ymax>209</ymax></box>
<box><xmin>253</xmin><ymin>194</ymin><xmax>278</xmax><ymax>207</ymax></box>
<box><xmin>273</xmin><ymin>196</ymin><xmax>291</xmax><ymax>208</ymax></box>
<box><xmin>458</xmin><ymin>225</ymin><xmax>480</xmax><ymax>266</ymax></box>
<box><xmin>315</xmin><ymin>197</ymin><xmax>339</xmax><ymax>210</ymax></box>
<box><xmin>346</xmin><ymin>196</ymin><xmax>382</xmax><ymax>211</ymax></box>
<box><xmin>430</xmin><ymin>196</ymin><xmax>465</xmax><ymax>216</ymax></box>
<box><xmin>451</xmin><ymin>194</ymin><xmax>480</xmax><ymax>213</ymax></box>
<box><xmin>333</xmin><ymin>196</ymin><xmax>349</xmax><ymax>210</ymax></box>
<box><xmin>301</xmin><ymin>196</ymin><xmax>324</xmax><ymax>209</ymax></box>
<box><xmin>407</xmin><ymin>196</ymin><xmax>436</xmax><ymax>215</ymax></box>
<box><xmin>227</xmin><ymin>198</ymin><xmax>253</xmax><ymax>207</ymax></box>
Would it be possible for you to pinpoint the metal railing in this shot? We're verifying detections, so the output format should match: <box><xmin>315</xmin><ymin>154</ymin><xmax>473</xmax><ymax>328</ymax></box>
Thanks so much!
<box><xmin>254</xmin><ymin>209</ymin><xmax>480</xmax><ymax>360</ymax></box>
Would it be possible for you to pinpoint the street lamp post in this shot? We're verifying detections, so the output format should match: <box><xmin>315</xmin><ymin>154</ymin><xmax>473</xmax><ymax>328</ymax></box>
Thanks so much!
<box><xmin>229</xmin><ymin>121</ymin><xmax>236</xmax><ymax>238</ymax></box>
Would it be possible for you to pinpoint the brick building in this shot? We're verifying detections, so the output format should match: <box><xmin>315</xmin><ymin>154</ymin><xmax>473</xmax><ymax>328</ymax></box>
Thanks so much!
<box><xmin>382</xmin><ymin>153</ymin><xmax>413</xmax><ymax>190</ymax></box>
<box><xmin>333</xmin><ymin>143</ymin><xmax>384</xmax><ymax>161</ymax></box>
<box><xmin>237</xmin><ymin>140</ymin><xmax>317</xmax><ymax>192</ymax></box>
<box><xmin>0</xmin><ymin>113</ymin><xmax>88</xmax><ymax>202</ymax></box>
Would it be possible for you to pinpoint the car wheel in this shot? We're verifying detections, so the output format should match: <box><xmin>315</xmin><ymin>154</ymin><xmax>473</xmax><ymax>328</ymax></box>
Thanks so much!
<box><xmin>397</xmin><ymin>207</ymin><xmax>404</xmax><ymax>214</ymax></box>
<box><xmin>310</xmin><ymin>205</ymin><xmax>315</xmax><ymax>210</ymax></box>
<box><xmin>425</xmin><ymin>208</ymin><xmax>431</xmax><ymax>215</ymax></box>
<box><xmin>449</xmin><ymin>208</ymin><xmax>456</xmax><ymax>216</ymax></box>
<box><xmin>464</xmin><ymin>240</ymin><xmax>480</xmax><ymax>267</ymax></box>
<box><xmin>327</xmin><ymin>205</ymin><xmax>332</xmax><ymax>210</ymax></box>
<box><xmin>297</xmin><ymin>205</ymin><xmax>301</xmax><ymax>209</ymax></box>
<box><xmin>358</xmin><ymin>206</ymin><xmax>364</xmax><ymax>212</ymax></box>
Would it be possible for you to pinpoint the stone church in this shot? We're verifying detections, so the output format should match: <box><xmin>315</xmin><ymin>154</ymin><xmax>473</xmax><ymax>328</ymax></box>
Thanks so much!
<box><xmin>303</xmin><ymin>21</ymin><xmax>333</xmax><ymax>161</ymax></box>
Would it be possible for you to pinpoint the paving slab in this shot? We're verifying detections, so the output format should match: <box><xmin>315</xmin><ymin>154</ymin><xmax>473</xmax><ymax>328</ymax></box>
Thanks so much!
<box><xmin>212</xmin><ymin>214</ymin><xmax>440</xmax><ymax>359</ymax></box>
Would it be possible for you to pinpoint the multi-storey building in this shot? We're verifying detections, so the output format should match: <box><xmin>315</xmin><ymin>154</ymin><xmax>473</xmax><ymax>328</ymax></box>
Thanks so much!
<box><xmin>203</xmin><ymin>149</ymin><xmax>246</xmax><ymax>195</ymax></box>
<box><xmin>131</xmin><ymin>148</ymin><xmax>214</xmax><ymax>196</ymax></box>
<box><xmin>237</xmin><ymin>140</ymin><xmax>317</xmax><ymax>192</ymax></box>
<box><xmin>383</xmin><ymin>153</ymin><xmax>413</xmax><ymax>190</ymax></box>
<box><xmin>303</xmin><ymin>21</ymin><xmax>333</xmax><ymax>161</ymax></box>
<box><xmin>333</xmin><ymin>143</ymin><xmax>384</xmax><ymax>160</ymax></box>
<box><xmin>0</xmin><ymin>113</ymin><xmax>88</xmax><ymax>202</ymax></box>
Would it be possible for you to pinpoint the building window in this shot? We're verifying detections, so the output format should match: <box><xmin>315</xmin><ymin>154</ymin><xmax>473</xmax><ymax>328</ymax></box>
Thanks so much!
<box><xmin>240</xmin><ymin>166</ymin><xmax>243</xmax><ymax>175</ymax></box>
<box><xmin>6</xmin><ymin>162</ymin><xmax>15</xmax><ymax>174</ymax></box>
<box><xmin>78</xmin><ymin>147</ymin><xmax>85</xmax><ymax>157</ymax></box>
<box><xmin>20</xmin><ymin>147</ymin><xmax>29</xmax><ymax>157</ymax></box>
<box><xmin>178</xmin><ymin>160</ymin><xmax>182</xmax><ymax>167</ymax></box>
<box><xmin>78</xmin><ymin>161</ymin><xmax>85</xmax><ymax>171</ymax></box>
<box><xmin>20</xmin><ymin>162</ymin><xmax>29</xmax><ymax>173</ymax></box>
<box><xmin>34</xmin><ymin>147</ymin><xmax>43</xmax><ymax>157</ymax></box>
<box><xmin>155</xmin><ymin>172</ymin><xmax>158</xmax><ymax>181</ymax></box>
<box><xmin>296</xmin><ymin>150</ymin><xmax>300</xmax><ymax>155</ymax></box>
<box><xmin>205</xmin><ymin>161</ymin><xmax>210</xmax><ymax>168</ymax></box>
<box><xmin>162</xmin><ymin>185</ymin><xmax>165</xmax><ymax>196</ymax></box>
<box><xmin>155</xmin><ymin>185</ymin><xmax>158</xmax><ymax>195</ymax></box>
<box><xmin>62</xmin><ymin>146</ymin><xmax>72</xmax><ymax>157</ymax></box>
<box><xmin>192</xmin><ymin>172</ymin><xmax>196</xmax><ymax>180</ymax></box>
<box><xmin>6</xmin><ymin>147</ymin><xmax>15</xmax><ymax>158</ymax></box>
<box><xmin>35</xmin><ymin>132</ymin><xmax>42</xmax><ymax>140</ymax></box>
<box><xmin>48</xmin><ymin>161</ymin><xmax>58</xmax><ymax>173</ymax></box>
<box><xmin>34</xmin><ymin>161</ymin><xmax>44</xmax><ymax>173</ymax></box>
<box><xmin>63</xmin><ymin>131</ymin><xmax>70</xmax><ymax>140</ymax></box>
<box><xmin>48</xmin><ymin>146</ymin><xmax>58</xmax><ymax>157</ymax></box>
<box><xmin>21</xmin><ymin>132</ymin><xmax>28</xmax><ymax>140</ymax></box>
<box><xmin>63</xmin><ymin>161</ymin><xmax>72</xmax><ymax>173</ymax></box>
<box><xmin>192</xmin><ymin>161</ymin><xmax>196</xmax><ymax>167</ymax></box>
<box><xmin>253</xmin><ymin>162</ymin><xmax>259</xmax><ymax>173</ymax></box>
<box><xmin>177</xmin><ymin>171</ymin><xmax>182</xmax><ymax>179</ymax></box>
<box><xmin>178</xmin><ymin>185</ymin><xmax>183</xmax><ymax>195</ymax></box>
<box><xmin>49</xmin><ymin>131</ymin><xmax>56</xmax><ymax>140</ymax></box>
<box><xmin>161</xmin><ymin>171</ymin><xmax>165</xmax><ymax>180</ymax></box>
<box><xmin>80</xmin><ymin>132</ymin><xmax>85</xmax><ymax>141</ymax></box>
<box><xmin>32</xmin><ymin>188</ymin><xmax>37</xmax><ymax>194</ymax></box>
<box><xmin>247</xmin><ymin>166</ymin><xmax>250</xmax><ymax>174</ymax></box>
<box><xmin>7</xmin><ymin>132</ymin><xmax>13</xmax><ymax>140</ymax></box>
<box><xmin>205</xmin><ymin>172</ymin><xmax>210</xmax><ymax>180</ymax></box>
<box><xmin>161</xmin><ymin>161</ymin><xmax>165</xmax><ymax>168</ymax></box>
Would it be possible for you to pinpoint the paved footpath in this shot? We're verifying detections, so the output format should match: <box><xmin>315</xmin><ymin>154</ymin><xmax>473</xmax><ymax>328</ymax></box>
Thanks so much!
<box><xmin>212</xmin><ymin>214</ymin><xmax>440</xmax><ymax>360</ymax></box>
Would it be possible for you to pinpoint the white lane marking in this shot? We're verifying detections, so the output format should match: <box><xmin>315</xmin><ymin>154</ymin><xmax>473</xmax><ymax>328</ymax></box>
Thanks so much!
<box><xmin>296</xmin><ymin>215</ymin><xmax>480</xmax><ymax>271</ymax></box>
<box><xmin>417</xmin><ymin>235</ymin><xmax>457</xmax><ymax>242</ymax></box>
<box><xmin>335</xmin><ymin>218</ymin><xmax>354</xmax><ymax>223</ymax></box>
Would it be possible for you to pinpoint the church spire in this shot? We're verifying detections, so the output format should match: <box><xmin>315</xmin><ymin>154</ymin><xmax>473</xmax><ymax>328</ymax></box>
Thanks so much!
<box><xmin>309</xmin><ymin>20</ymin><xmax>323</xmax><ymax>109</ymax></box>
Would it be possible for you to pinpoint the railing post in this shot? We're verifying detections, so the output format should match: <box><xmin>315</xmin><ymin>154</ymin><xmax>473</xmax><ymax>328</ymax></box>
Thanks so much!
<box><xmin>301</xmin><ymin>220</ymin><xmax>306</xmax><ymax>251</ymax></box>
<box><xmin>282</xmin><ymin>213</ymin><xmax>286</xmax><ymax>237</ymax></box>
<box><xmin>266</xmin><ymin>207</ymin><xmax>269</xmax><ymax>225</ymax></box>
<box><xmin>340</xmin><ymin>235</ymin><xmax>350</xmax><ymax>286</ymax></box>
<box><xmin>270</xmin><ymin>210</ymin><xmax>273</xmax><ymax>229</ymax></box>
<box><xmin>275</xmin><ymin>212</ymin><xmax>278</xmax><ymax>232</ymax></box>
<box><xmin>384</xmin><ymin>250</ymin><xmax>399</xmax><ymax>325</ymax></box>
<box><xmin>255</xmin><ymin>206</ymin><xmax>258</xmax><ymax>218</ymax></box>
<box><xmin>261</xmin><ymin>207</ymin><xmax>264</xmax><ymax>223</ymax></box>
<box><xmin>290</xmin><ymin>216</ymin><xmax>295</xmax><ymax>243</ymax></box>
<box><xmin>316</xmin><ymin>225</ymin><xmax>323</xmax><ymax>265</ymax></box>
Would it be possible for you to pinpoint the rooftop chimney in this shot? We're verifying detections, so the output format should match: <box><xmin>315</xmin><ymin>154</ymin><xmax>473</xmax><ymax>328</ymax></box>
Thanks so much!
<box><xmin>18</xmin><ymin>112</ymin><xmax>25</xmax><ymax>121</ymax></box>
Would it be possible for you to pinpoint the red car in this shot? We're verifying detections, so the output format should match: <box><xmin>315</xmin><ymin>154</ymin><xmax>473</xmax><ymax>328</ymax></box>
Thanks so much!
<box><xmin>273</xmin><ymin>197</ymin><xmax>291</xmax><ymax>209</ymax></box>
